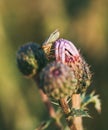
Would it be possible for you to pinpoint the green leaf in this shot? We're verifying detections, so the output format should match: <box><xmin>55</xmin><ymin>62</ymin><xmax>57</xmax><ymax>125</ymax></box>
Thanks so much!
<box><xmin>35</xmin><ymin>121</ymin><xmax>51</xmax><ymax>130</ymax></box>
<box><xmin>81</xmin><ymin>91</ymin><xmax>101</xmax><ymax>113</ymax></box>
<box><xmin>70</xmin><ymin>108</ymin><xmax>91</xmax><ymax>118</ymax></box>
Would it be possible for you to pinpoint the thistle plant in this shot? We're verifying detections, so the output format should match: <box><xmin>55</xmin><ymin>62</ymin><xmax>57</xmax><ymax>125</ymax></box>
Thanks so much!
<box><xmin>42</xmin><ymin>36</ymin><xmax>91</xmax><ymax>93</ymax></box>
<box><xmin>17</xmin><ymin>42</ymin><xmax>47</xmax><ymax>78</ymax></box>
<box><xmin>16</xmin><ymin>42</ymin><xmax>63</xmax><ymax>129</ymax></box>
<box><xmin>55</xmin><ymin>39</ymin><xmax>91</xmax><ymax>92</ymax></box>
<box><xmin>39</xmin><ymin>62</ymin><xmax>77</xmax><ymax>100</ymax></box>
<box><xmin>39</xmin><ymin>61</ymin><xmax>91</xmax><ymax>129</ymax></box>
<box><xmin>41</xmin><ymin>30</ymin><xmax>101</xmax><ymax>130</ymax></box>
<box><xmin>16</xmin><ymin>30</ymin><xmax>101</xmax><ymax>130</ymax></box>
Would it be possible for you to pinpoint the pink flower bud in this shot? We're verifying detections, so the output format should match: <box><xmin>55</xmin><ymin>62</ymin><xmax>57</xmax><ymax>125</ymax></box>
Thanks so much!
<box><xmin>54</xmin><ymin>39</ymin><xmax>91</xmax><ymax>93</ymax></box>
<box><xmin>55</xmin><ymin>38</ymin><xmax>80</xmax><ymax>64</ymax></box>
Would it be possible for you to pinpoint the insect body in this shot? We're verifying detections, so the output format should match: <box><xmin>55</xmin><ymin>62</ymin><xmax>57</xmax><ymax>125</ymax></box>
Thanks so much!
<box><xmin>42</xmin><ymin>30</ymin><xmax>60</xmax><ymax>56</ymax></box>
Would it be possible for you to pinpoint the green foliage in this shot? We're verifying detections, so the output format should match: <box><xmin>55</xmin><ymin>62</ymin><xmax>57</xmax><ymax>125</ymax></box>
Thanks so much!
<box><xmin>81</xmin><ymin>91</ymin><xmax>101</xmax><ymax>113</ymax></box>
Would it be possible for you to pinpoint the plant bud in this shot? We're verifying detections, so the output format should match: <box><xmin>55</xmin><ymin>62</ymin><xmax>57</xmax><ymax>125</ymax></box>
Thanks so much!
<box><xmin>39</xmin><ymin>62</ymin><xmax>77</xmax><ymax>101</ymax></box>
<box><xmin>17</xmin><ymin>42</ymin><xmax>47</xmax><ymax>78</ymax></box>
<box><xmin>55</xmin><ymin>39</ymin><xmax>91</xmax><ymax>93</ymax></box>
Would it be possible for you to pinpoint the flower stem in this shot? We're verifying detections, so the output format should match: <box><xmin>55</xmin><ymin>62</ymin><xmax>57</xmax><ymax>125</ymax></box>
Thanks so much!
<box><xmin>39</xmin><ymin>90</ymin><xmax>56</xmax><ymax>118</ymax></box>
<box><xmin>71</xmin><ymin>94</ymin><xmax>83</xmax><ymax>130</ymax></box>
<box><xmin>59</xmin><ymin>98</ymin><xmax>73</xmax><ymax>130</ymax></box>
<box><xmin>39</xmin><ymin>90</ymin><xmax>63</xmax><ymax>129</ymax></box>
<box><xmin>34</xmin><ymin>76</ymin><xmax>63</xmax><ymax>129</ymax></box>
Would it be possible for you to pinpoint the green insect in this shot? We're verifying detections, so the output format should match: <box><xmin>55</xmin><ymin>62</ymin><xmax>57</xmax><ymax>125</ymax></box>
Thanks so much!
<box><xmin>42</xmin><ymin>29</ymin><xmax>60</xmax><ymax>56</ymax></box>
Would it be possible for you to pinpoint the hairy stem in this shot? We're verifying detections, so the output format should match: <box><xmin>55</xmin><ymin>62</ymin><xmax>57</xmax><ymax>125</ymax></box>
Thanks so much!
<box><xmin>71</xmin><ymin>94</ymin><xmax>83</xmax><ymax>130</ymax></box>
<box><xmin>34</xmin><ymin>76</ymin><xmax>63</xmax><ymax>129</ymax></box>
<box><xmin>59</xmin><ymin>98</ymin><xmax>73</xmax><ymax>130</ymax></box>
<box><xmin>39</xmin><ymin>90</ymin><xmax>56</xmax><ymax>118</ymax></box>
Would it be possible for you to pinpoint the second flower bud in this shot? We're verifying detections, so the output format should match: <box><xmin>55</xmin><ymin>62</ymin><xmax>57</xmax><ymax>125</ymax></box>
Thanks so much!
<box><xmin>39</xmin><ymin>61</ymin><xmax>78</xmax><ymax>101</ymax></box>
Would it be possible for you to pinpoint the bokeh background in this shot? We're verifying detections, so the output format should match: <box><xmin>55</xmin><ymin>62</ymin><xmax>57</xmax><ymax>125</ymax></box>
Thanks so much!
<box><xmin>0</xmin><ymin>0</ymin><xmax>108</xmax><ymax>130</ymax></box>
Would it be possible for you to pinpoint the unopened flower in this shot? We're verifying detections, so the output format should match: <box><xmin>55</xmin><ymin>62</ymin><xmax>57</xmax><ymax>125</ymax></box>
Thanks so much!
<box><xmin>39</xmin><ymin>62</ymin><xmax>77</xmax><ymax>101</ymax></box>
<box><xmin>17</xmin><ymin>42</ymin><xmax>47</xmax><ymax>78</ymax></box>
<box><xmin>54</xmin><ymin>39</ymin><xmax>91</xmax><ymax>93</ymax></box>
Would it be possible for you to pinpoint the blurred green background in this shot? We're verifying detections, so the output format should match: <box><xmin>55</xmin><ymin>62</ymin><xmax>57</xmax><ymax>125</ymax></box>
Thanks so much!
<box><xmin>0</xmin><ymin>0</ymin><xmax>108</xmax><ymax>130</ymax></box>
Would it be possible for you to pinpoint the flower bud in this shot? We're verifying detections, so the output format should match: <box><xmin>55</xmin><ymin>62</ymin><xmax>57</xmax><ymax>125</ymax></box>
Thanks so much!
<box><xmin>54</xmin><ymin>39</ymin><xmax>91</xmax><ymax>93</ymax></box>
<box><xmin>17</xmin><ymin>42</ymin><xmax>47</xmax><ymax>78</ymax></box>
<box><xmin>39</xmin><ymin>62</ymin><xmax>77</xmax><ymax>101</ymax></box>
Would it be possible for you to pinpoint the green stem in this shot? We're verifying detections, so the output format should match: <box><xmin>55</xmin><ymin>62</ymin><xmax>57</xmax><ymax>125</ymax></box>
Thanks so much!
<box><xmin>33</xmin><ymin>76</ymin><xmax>63</xmax><ymax>129</ymax></box>
<box><xmin>59</xmin><ymin>98</ymin><xmax>73</xmax><ymax>130</ymax></box>
<box><xmin>71</xmin><ymin>94</ymin><xmax>83</xmax><ymax>130</ymax></box>
<box><xmin>39</xmin><ymin>90</ymin><xmax>63</xmax><ymax>130</ymax></box>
